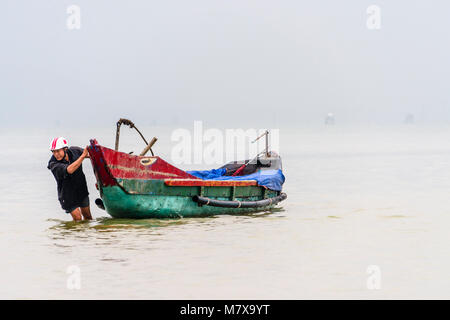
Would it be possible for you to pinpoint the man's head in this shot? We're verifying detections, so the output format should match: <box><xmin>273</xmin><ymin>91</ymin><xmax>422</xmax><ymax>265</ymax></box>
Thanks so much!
<box><xmin>52</xmin><ymin>148</ymin><xmax>68</xmax><ymax>161</ymax></box>
<box><xmin>50</xmin><ymin>137</ymin><xmax>69</xmax><ymax>161</ymax></box>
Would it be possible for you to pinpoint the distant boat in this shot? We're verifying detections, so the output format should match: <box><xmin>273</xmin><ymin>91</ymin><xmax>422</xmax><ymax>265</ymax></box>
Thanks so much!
<box><xmin>88</xmin><ymin>120</ymin><xmax>287</xmax><ymax>219</ymax></box>
<box><xmin>404</xmin><ymin>114</ymin><xmax>415</xmax><ymax>124</ymax></box>
<box><xmin>325</xmin><ymin>113</ymin><xmax>335</xmax><ymax>125</ymax></box>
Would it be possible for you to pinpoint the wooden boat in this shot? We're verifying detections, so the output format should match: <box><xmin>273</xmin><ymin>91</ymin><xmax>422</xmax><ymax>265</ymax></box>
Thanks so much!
<box><xmin>87</xmin><ymin>120</ymin><xmax>287</xmax><ymax>219</ymax></box>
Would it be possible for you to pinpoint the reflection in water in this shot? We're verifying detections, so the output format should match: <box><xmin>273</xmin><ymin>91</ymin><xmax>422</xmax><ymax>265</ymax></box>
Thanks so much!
<box><xmin>48</xmin><ymin>216</ymin><xmax>188</xmax><ymax>233</ymax></box>
<box><xmin>46</xmin><ymin>217</ymin><xmax>189</xmax><ymax>249</ymax></box>
<box><xmin>46</xmin><ymin>208</ymin><xmax>284</xmax><ymax>251</ymax></box>
<box><xmin>48</xmin><ymin>207</ymin><xmax>283</xmax><ymax>233</ymax></box>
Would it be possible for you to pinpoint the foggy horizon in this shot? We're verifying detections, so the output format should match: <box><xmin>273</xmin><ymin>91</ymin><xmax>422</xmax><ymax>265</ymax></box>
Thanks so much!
<box><xmin>2</xmin><ymin>1</ymin><xmax>450</xmax><ymax>129</ymax></box>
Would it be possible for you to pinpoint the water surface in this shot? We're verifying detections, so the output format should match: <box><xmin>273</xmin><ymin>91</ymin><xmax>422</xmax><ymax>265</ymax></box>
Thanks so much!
<box><xmin>1</xmin><ymin>124</ymin><xmax>449</xmax><ymax>299</ymax></box>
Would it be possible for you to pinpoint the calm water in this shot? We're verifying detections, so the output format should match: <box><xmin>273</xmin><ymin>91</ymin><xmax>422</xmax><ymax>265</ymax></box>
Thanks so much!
<box><xmin>1</xmin><ymin>124</ymin><xmax>450</xmax><ymax>299</ymax></box>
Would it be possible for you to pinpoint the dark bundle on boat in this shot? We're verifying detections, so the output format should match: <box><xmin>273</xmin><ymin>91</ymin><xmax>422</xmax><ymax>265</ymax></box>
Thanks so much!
<box><xmin>220</xmin><ymin>151</ymin><xmax>281</xmax><ymax>176</ymax></box>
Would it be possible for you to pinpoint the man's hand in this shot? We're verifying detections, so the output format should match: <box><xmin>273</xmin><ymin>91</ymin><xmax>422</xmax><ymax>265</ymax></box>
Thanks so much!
<box><xmin>82</xmin><ymin>146</ymin><xmax>90</xmax><ymax>159</ymax></box>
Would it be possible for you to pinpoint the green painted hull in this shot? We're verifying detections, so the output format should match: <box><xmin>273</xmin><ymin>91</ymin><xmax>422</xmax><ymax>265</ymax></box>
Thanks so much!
<box><xmin>101</xmin><ymin>185</ymin><xmax>279</xmax><ymax>218</ymax></box>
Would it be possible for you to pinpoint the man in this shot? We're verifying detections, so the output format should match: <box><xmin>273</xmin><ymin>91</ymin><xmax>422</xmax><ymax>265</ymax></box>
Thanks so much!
<box><xmin>47</xmin><ymin>137</ymin><xmax>92</xmax><ymax>221</ymax></box>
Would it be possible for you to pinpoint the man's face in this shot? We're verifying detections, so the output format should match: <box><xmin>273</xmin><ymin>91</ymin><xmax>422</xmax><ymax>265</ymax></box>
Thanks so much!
<box><xmin>52</xmin><ymin>148</ymin><xmax>66</xmax><ymax>161</ymax></box>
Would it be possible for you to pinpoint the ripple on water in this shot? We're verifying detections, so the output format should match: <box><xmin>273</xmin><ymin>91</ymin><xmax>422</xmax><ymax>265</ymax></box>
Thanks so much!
<box><xmin>45</xmin><ymin>209</ymin><xmax>284</xmax><ymax>253</ymax></box>
<box><xmin>379</xmin><ymin>214</ymin><xmax>409</xmax><ymax>218</ymax></box>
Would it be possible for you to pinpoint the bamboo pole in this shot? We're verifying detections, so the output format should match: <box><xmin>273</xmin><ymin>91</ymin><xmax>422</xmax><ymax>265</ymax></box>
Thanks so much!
<box><xmin>140</xmin><ymin>137</ymin><xmax>158</xmax><ymax>156</ymax></box>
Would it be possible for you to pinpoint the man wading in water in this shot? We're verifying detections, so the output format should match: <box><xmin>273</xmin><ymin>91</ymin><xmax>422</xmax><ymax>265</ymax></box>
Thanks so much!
<box><xmin>47</xmin><ymin>137</ymin><xmax>92</xmax><ymax>221</ymax></box>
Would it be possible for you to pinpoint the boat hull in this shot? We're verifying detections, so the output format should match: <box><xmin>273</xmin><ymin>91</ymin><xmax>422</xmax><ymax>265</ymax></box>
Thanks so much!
<box><xmin>88</xmin><ymin>139</ymin><xmax>285</xmax><ymax>219</ymax></box>
<box><xmin>101</xmin><ymin>185</ymin><xmax>278</xmax><ymax>218</ymax></box>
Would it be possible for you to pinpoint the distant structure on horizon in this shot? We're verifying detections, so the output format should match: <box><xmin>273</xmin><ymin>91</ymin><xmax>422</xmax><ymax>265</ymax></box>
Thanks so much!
<box><xmin>325</xmin><ymin>113</ymin><xmax>335</xmax><ymax>125</ymax></box>
<box><xmin>404</xmin><ymin>113</ymin><xmax>415</xmax><ymax>124</ymax></box>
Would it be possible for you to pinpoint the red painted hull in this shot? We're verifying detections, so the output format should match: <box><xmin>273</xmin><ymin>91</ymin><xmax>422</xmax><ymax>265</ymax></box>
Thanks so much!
<box><xmin>87</xmin><ymin>139</ymin><xmax>197</xmax><ymax>185</ymax></box>
<box><xmin>87</xmin><ymin>139</ymin><xmax>258</xmax><ymax>188</ymax></box>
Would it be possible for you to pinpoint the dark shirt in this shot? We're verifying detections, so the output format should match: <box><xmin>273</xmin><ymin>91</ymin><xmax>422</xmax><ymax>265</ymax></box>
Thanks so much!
<box><xmin>47</xmin><ymin>146</ymin><xmax>89</xmax><ymax>210</ymax></box>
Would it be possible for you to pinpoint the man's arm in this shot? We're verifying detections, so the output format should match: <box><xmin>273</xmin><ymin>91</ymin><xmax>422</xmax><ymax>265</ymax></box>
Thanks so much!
<box><xmin>67</xmin><ymin>147</ymin><xmax>89</xmax><ymax>174</ymax></box>
<box><xmin>71</xmin><ymin>146</ymin><xmax>90</xmax><ymax>159</ymax></box>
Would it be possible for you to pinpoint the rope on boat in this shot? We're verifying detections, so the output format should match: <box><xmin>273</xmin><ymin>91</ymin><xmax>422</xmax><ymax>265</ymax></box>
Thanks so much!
<box><xmin>192</xmin><ymin>193</ymin><xmax>287</xmax><ymax>208</ymax></box>
<box><xmin>115</xmin><ymin>118</ymin><xmax>155</xmax><ymax>156</ymax></box>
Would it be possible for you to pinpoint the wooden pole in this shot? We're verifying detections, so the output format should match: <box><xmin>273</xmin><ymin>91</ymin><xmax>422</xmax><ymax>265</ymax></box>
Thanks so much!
<box><xmin>115</xmin><ymin>122</ymin><xmax>121</xmax><ymax>151</ymax></box>
<box><xmin>140</xmin><ymin>137</ymin><xmax>158</xmax><ymax>156</ymax></box>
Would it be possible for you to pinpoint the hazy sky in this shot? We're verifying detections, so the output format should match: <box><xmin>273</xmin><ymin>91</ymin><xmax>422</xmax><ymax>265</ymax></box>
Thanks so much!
<box><xmin>1</xmin><ymin>0</ymin><xmax>450</xmax><ymax>128</ymax></box>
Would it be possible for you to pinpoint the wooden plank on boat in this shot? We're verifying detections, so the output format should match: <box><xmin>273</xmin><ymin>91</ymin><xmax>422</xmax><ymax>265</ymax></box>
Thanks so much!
<box><xmin>164</xmin><ymin>179</ymin><xmax>258</xmax><ymax>187</ymax></box>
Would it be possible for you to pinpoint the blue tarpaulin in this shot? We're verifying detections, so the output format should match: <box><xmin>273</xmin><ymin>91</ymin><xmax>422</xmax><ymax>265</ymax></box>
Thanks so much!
<box><xmin>187</xmin><ymin>168</ymin><xmax>285</xmax><ymax>191</ymax></box>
